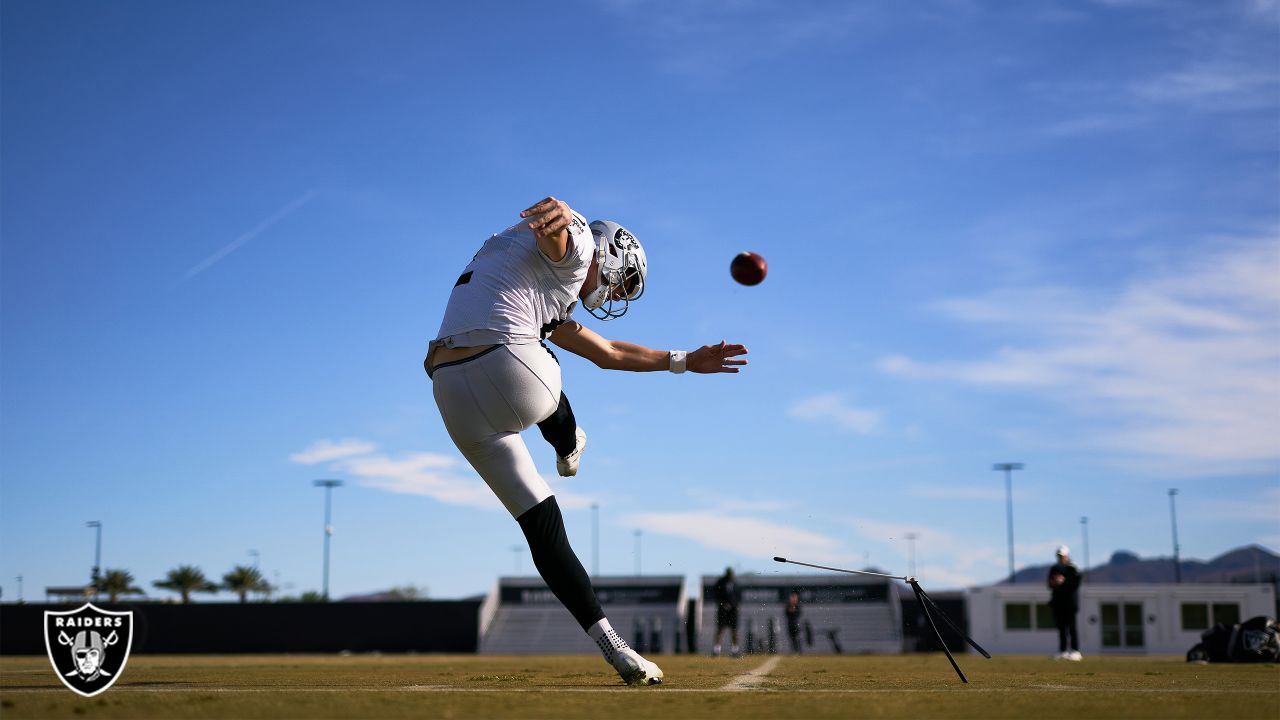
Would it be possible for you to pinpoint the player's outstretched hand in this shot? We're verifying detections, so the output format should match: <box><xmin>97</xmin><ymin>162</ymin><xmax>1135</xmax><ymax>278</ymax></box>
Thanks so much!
<box><xmin>520</xmin><ymin>196</ymin><xmax>574</xmax><ymax>243</ymax></box>
<box><xmin>688</xmin><ymin>341</ymin><xmax>748</xmax><ymax>374</ymax></box>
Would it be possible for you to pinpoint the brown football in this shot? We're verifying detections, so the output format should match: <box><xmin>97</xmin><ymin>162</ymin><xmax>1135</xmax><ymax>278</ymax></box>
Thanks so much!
<box><xmin>730</xmin><ymin>252</ymin><xmax>768</xmax><ymax>286</ymax></box>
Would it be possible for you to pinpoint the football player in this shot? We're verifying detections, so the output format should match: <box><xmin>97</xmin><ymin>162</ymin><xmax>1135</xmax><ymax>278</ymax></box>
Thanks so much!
<box><xmin>426</xmin><ymin>196</ymin><xmax>747</xmax><ymax>685</ymax></box>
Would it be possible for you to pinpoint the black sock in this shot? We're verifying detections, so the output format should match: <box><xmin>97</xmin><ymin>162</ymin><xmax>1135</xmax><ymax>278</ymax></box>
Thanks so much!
<box><xmin>516</xmin><ymin>496</ymin><xmax>604</xmax><ymax>630</ymax></box>
<box><xmin>536</xmin><ymin>392</ymin><xmax>579</xmax><ymax>458</ymax></box>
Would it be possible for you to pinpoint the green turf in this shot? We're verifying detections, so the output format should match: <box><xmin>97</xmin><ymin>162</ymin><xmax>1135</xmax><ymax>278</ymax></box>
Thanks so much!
<box><xmin>1</xmin><ymin>654</ymin><xmax>1276</xmax><ymax>719</ymax></box>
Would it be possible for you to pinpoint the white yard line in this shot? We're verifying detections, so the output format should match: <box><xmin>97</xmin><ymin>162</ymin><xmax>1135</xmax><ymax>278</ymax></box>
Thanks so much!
<box><xmin>1</xmin><ymin>685</ymin><xmax>1277</xmax><ymax>695</ymax></box>
<box><xmin>719</xmin><ymin>656</ymin><xmax>781</xmax><ymax>691</ymax></box>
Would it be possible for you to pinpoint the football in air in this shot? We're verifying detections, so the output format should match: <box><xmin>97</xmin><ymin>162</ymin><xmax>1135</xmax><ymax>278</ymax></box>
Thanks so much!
<box><xmin>730</xmin><ymin>252</ymin><xmax>768</xmax><ymax>286</ymax></box>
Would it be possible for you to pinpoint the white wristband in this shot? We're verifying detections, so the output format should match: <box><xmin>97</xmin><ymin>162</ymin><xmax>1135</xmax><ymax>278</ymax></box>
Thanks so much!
<box><xmin>669</xmin><ymin>350</ymin><xmax>687</xmax><ymax>374</ymax></box>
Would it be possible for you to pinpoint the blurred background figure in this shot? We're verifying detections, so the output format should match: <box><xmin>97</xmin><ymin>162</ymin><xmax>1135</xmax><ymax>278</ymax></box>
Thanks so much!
<box><xmin>1048</xmin><ymin>545</ymin><xmax>1082</xmax><ymax>661</ymax></box>
<box><xmin>711</xmin><ymin>567</ymin><xmax>741</xmax><ymax>657</ymax></box>
<box><xmin>785</xmin><ymin>590</ymin><xmax>803</xmax><ymax>654</ymax></box>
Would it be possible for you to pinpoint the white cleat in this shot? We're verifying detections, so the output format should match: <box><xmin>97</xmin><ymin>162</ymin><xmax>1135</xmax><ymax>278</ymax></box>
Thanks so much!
<box><xmin>611</xmin><ymin>648</ymin><xmax>664</xmax><ymax>686</ymax></box>
<box><xmin>556</xmin><ymin>427</ymin><xmax>587</xmax><ymax>477</ymax></box>
<box><xmin>1067</xmin><ymin>651</ymin><xmax>1083</xmax><ymax>661</ymax></box>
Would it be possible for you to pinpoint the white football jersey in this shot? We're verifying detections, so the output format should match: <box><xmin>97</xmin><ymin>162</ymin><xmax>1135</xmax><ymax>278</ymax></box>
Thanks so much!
<box><xmin>434</xmin><ymin>211</ymin><xmax>593</xmax><ymax>347</ymax></box>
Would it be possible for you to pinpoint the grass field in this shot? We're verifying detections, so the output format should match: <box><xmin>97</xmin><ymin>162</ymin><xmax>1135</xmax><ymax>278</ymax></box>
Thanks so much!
<box><xmin>2</xmin><ymin>653</ymin><xmax>1277</xmax><ymax>719</ymax></box>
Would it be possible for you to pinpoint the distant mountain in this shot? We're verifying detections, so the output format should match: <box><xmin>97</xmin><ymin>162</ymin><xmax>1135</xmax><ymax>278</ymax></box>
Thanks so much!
<box><xmin>1001</xmin><ymin>544</ymin><xmax>1280</xmax><ymax>585</ymax></box>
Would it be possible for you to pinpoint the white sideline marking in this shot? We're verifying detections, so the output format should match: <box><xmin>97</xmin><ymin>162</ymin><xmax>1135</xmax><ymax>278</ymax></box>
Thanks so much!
<box><xmin>719</xmin><ymin>656</ymin><xmax>781</xmax><ymax>691</ymax></box>
<box><xmin>0</xmin><ymin>685</ymin><xmax>1277</xmax><ymax>695</ymax></box>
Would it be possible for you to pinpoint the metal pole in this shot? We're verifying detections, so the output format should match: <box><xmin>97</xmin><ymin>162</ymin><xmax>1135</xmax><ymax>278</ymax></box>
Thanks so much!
<box><xmin>313</xmin><ymin>480</ymin><xmax>343</xmax><ymax>600</ymax></box>
<box><xmin>1080</xmin><ymin>517</ymin><xmax>1090</xmax><ymax>580</ymax></box>
<box><xmin>634</xmin><ymin>530</ymin><xmax>642</xmax><ymax>576</ymax></box>
<box><xmin>905</xmin><ymin>533</ymin><xmax>918</xmax><ymax>579</ymax></box>
<box><xmin>1168</xmin><ymin>489</ymin><xmax>1181</xmax><ymax>584</ymax></box>
<box><xmin>17</xmin><ymin>575</ymin><xmax>23</xmax><ymax>603</ymax></box>
<box><xmin>591</xmin><ymin>504</ymin><xmax>599</xmax><ymax>577</ymax></box>
<box><xmin>86</xmin><ymin>521</ymin><xmax>102</xmax><ymax>597</ymax></box>
<box><xmin>249</xmin><ymin>549</ymin><xmax>260</xmax><ymax>570</ymax></box>
<box><xmin>993</xmin><ymin>463</ymin><xmax>1024</xmax><ymax>583</ymax></box>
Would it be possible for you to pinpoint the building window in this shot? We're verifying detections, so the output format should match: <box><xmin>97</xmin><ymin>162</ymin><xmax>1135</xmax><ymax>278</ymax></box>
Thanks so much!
<box><xmin>1123</xmin><ymin>603</ymin><xmax>1144</xmax><ymax>647</ymax></box>
<box><xmin>1005</xmin><ymin>602</ymin><xmax>1032</xmax><ymax>630</ymax></box>
<box><xmin>1182</xmin><ymin>603</ymin><xmax>1209</xmax><ymax>631</ymax></box>
<box><xmin>1212</xmin><ymin>603</ymin><xmax>1240</xmax><ymax>626</ymax></box>
<box><xmin>1035</xmin><ymin>603</ymin><xmax>1054</xmax><ymax>630</ymax></box>
<box><xmin>1101</xmin><ymin>602</ymin><xmax>1145</xmax><ymax>648</ymax></box>
<box><xmin>1183</xmin><ymin>602</ymin><xmax>1242</xmax><ymax>630</ymax></box>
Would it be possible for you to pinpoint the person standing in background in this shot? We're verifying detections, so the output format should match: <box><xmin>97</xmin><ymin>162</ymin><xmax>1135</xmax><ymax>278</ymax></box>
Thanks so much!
<box><xmin>784</xmin><ymin>590</ymin><xmax>803</xmax><ymax>654</ymax></box>
<box><xmin>712</xmin><ymin>567</ymin><xmax>741</xmax><ymax>657</ymax></box>
<box><xmin>1048</xmin><ymin>545</ymin><xmax>1083</xmax><ymax>661</ymax></box>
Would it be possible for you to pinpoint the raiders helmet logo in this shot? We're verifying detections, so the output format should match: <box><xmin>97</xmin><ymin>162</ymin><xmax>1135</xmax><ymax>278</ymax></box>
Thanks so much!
<box><xmin>44</xmin><ymin>603</ymin><xmax>134</xmax><ymax>697</ymax></box>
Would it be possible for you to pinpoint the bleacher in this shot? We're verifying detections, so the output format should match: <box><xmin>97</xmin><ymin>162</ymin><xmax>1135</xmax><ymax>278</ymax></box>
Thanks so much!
<box><xmin>479</xmin><ymin>576</ymin><xmax>685</xmax><ymax>655</ymax></box>
<box><xmin>697</xmin><ymin>574</ymin><xmax>903</xmax><ymax>654</ymax></box>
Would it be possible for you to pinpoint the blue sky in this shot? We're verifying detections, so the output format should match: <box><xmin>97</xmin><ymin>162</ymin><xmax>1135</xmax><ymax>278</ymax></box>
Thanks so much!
<box><xmin>2</xmin><ymin>0</ymin><xmax>1277</xmax><ymax>602</ymax></box>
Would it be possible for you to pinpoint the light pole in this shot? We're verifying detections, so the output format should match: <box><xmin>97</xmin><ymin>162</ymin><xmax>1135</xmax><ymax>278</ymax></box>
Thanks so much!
<box><xmin>634</xmin><ymin>530</ymin><xmax>642</xmax><ymax>576</ymax></box>
<box><xmin>313</xmin><ymin>479</ymin><xmax>343</xmax><ymax>600</ymax></box>
<box><xmin>249</xmin><ymin>549</ymin><xmax>260</xmax><ymax>570</ymax></box>
<box><xmin>16</xmin><ymin>575</ymin><xmax>23</xmax><ymax>603</ymax></box>
<box><xmin>1168</xmin><ymin>489</ymin><xmax>1181</xmax><ymax>584</ymax></box>
<box><xmin>86</xmin><ymin>521</ymin><xmax>102</xmax><ymax>596</ymax></box>
<box><xmin>905</xmin><ymin>533</ymin><xmax>918</xmax><ymax>578</ymax></box>
<box><xmin>591</xmin><ymin>504</ymin><xmax>600</xmax><ymax>577</ymax></box>
<box><xmin>1080</xmin><ymin>516</ymin><xmax>1090</xmax><ymax>580</ymax></box>
<box><xmin>993</xmin><ymin>463</ymin><xmax>1024</xmax><ymax>583</ymax></box>
<box><xmin>510</xmin><ymin>545</ymin><xmax>523</xmax><ymax>574</ymax></box>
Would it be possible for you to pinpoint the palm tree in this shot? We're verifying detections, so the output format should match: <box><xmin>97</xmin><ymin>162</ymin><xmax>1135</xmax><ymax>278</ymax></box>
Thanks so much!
<box><xmin>153</xmin><ymin>565</ymin><xmax>218</xmax><ymax>603</ymax></box>
<box><xmin>97</xmin><ymin>569</ymin><xmax>143</xmax><ymax>603</ymax></box>
<box><xmin>222</xmin><ymin>565</ymin><xmax>269</xmax><ymax>603</ymax></box>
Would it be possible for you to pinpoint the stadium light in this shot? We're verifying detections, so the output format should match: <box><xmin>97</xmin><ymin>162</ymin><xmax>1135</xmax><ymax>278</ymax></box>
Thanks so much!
<box><xmin>905</xmin><ymin>533</ymin><xmax>918</xmax><ymax>578</ymax></box>
<box><xmin>313</xmin><ymin>479</ymin><xmax>343</xmax><ymax>600</ymax></box>
<box><xmin>86</xmin><ymin>521</ymin><xmax>102</xmax><ymax>597</ymax></box>
<box><xmin>1168</xmin><ymin>489</ymin><xmax>1181</xmax><ymax>584</ymax></box>
<box><xmin>1080</xmin><ymin>517</ymin><xmax>1090</xmax><ymax>580</ymax></box>
<box><xmin>634</xmin><ymin>529</ymin><xmax>642</xmax><ymax>576</ymax></box>
<box><xmin>992</xmin><ymin>463</ymin><xmax>1024</xmax><ymax>583</ymax></box>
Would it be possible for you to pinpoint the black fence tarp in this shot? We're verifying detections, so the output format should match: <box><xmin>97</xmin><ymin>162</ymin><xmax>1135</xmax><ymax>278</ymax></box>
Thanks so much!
<box><xmin>0</xmin><ymin>601</ymin><xmax>481</xmax><ymax>655</ymax></box>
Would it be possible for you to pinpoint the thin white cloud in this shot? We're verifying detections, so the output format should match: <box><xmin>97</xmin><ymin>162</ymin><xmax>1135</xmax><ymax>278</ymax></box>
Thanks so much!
<box><xmin>180</xmin><ymin>189</ymin><xmax>319</xmax><ymax>282</ymax></box>
<box><xmin>683</xmin><ymin>487</ymin><xmax>791</xmax><ymax>514</ymax></box>
<box><xmin>595</xmin><ymin>1</ymin><xmax>876</xmax><ymax>79</ymax></box>
<box><xmin>1195</xmin><ymin>486</ymin><xmax>1280</xmax><ymax>523</ymax></box>
<box><xmin>1038</xmin><ymin>113</ymin><xmax>1139</xmax><ymax>138</ymax></box>
<box><xmin>907</xmin><ymin>485</ymin><xmax>1016</xmax><ymax>502</ymax></box>
<box><xmin>290</xmin><ymin>438</ymin><xmax>501</xmax><ymax>511</ymax></box>
<box><xmin>339</xmin><ymin>452</ymin><xmax>500</xmax><ymax>510</ymax></box>
<box><xmin>788</xmin><ymin>393</ymin><xmax>881</xmax><ymax>435</ymax></box>
<box><xmin>625</xmin><ymin>510</ymin><xmax>845</xmax><ymax>562</ymax></box>
<box><xmin>879</xmin><ymin>234</ymin><xmax>1280</xmax><ymax>470</ymax></box>
<box><xmin>289</xmin><ymin>438</ymin><xmax>378</xmax><ymax>464</ymax></box>
<box><xmin>1133</xmin><ymin>63</ymin><xmax>1280</xmax><ymax>111</ymax></box>
<box><xmin>541</xmin><ymin>473</ymin><xmax>600</xmax><ymax>511</ymax></box>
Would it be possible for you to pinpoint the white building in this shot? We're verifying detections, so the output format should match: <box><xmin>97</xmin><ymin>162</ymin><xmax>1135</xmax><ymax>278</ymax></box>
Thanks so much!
<box><xmin>967</xmin><ymin>583</ymin><xmax>1275</xmax><ymax>656</ymax></box>
<box><xmin>697</xmin><ymin>574</ymin><xmax>902</xmax><ymax>654</ymax></box>
<box><xmin>479</xmin><ymin>576</ymin><xmax>685</xmax><ymax>654</ymax></box>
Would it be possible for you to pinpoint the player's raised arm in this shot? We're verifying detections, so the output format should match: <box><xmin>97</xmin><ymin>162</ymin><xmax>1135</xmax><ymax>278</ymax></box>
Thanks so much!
<box><xmin>547</xmin><ymin>321</ymin><xmax>748</xmax><ymax>374</ymax></box>
<box><xmin>521</xmin><ymin>196</ymin><xmax>574</xmax><ymax>262</ymax></box>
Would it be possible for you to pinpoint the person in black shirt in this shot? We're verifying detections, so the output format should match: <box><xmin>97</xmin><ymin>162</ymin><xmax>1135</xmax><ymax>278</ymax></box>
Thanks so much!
<box><xmin>1048</xmin><ymin>545</ymin><xmax>1083</xmax><ymax>661</ymax></box>
<box><xmin>784</xmin><ymin>590</ymin><xmax>803</xmax><ymax>654</ymax></box>
<box><xmin>712</xmin><ymin>568</ymin><xmax>741</xmax><ymax>657</ymax></box>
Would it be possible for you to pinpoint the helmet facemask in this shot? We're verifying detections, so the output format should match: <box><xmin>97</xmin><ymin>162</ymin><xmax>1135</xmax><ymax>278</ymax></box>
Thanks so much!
<box><xmin>583</xmin><ymin>221</ymin><xmax>646</xmax><ymax>320</ymax></box>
